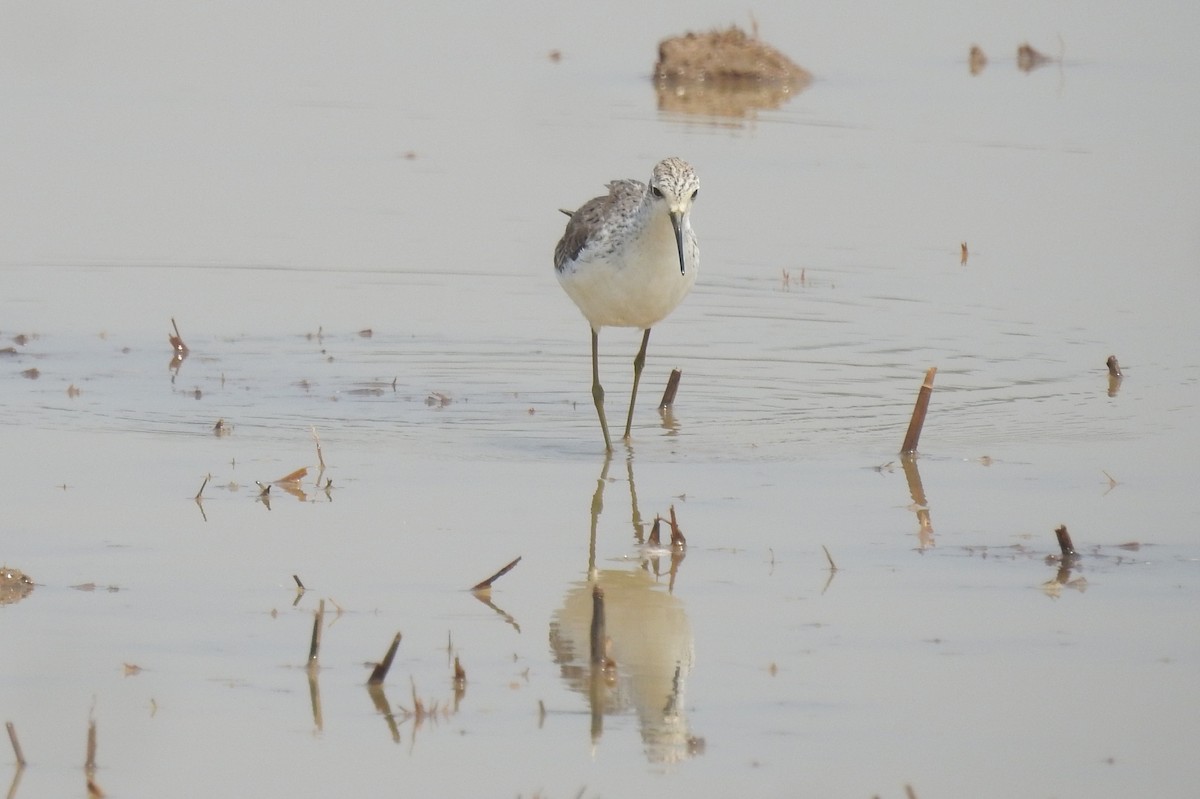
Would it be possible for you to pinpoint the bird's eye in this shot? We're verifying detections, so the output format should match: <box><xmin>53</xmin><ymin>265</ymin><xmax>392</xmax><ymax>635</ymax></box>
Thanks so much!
<box><xmin>650</xmin><ymin>186</ymin><xmax>664</xmax><ymax>198</ymax></box>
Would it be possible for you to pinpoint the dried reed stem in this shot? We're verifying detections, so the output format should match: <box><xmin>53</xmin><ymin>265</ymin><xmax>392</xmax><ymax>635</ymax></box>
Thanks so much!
<box><xmin>470</xmin><ymin>556</ymin><xmax>522</xmax><ymax>592</ymax></box>
<box><xmin>1054</xmin><ymin>525</ymin><xmax>1078</xmax><ymax>560</ymax></box>
<box><xmin>367</xmin><ymin>632</ymin><xmax>402</xmax><ymax>686</ymax></box>
<box><xmin>169</xmin><ymin>318</ymin><xmax>188</xmax><ymax>355</ymax></box>
<box><xmin>6</xmin><ymin>721</ymin><xmax>24</xmax><ymax>767</ymax></box>
<box><xmin>658</xmin><ymin>369</ymin><xmax>683</xmax><ymax>410</ymax></box>
<box><xmin>307</xmin><ymin>599</ymin><xmax>325</xmax><ymax>666</ymax></box>
<box><xmin>668</xmin><ymin>505</ymin><xmax>686</xmax><ymax>549</ymax></box>
<box><xmin>901</xmin><ymin>367</ymin><xmax>937</xmax><ymax>453</ymax></box>
<box><xmin>311</xmin><ymin>426</ymin><xmax>325</xmax><ymax>470</ymax></box>
<box><xmin>647</xmin><ymin>516</ymin><xmax>662</xmax><ymax>547</ymax></box>
<box><xmin>85</xmin><ymin>719</ymin><xmax>97</xmax><ymax>772</ymax></box>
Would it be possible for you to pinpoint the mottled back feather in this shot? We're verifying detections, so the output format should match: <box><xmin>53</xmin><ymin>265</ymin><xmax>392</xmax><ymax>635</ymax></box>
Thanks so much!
<box><xmin>554</xmin><ymin>179</ymin><xmax>646</xmax><ymax>271</ymax></box>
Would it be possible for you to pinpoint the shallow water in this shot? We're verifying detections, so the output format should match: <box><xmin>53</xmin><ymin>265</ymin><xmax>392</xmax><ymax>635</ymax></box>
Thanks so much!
<box><xmin>3</xmin><ymin>2</ymin><xmax>1200</xmax><ymax>797</ymax></box>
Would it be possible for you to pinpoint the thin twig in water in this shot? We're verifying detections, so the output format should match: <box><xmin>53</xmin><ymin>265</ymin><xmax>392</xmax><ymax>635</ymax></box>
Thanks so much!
<box><xmin>85</xmin><ymin>718</ymin><xmax>98</xmax><ymax>772</ymax></box>
<box><xmin>307</xmin><ymin>599</ymin><xmax>325</xmax><ymax>666</ymax></box>
<box><xmin>822</xmin><ymin>545</ymin><xmax>839</xmax><ymax>572</ymax></box>
<box><xmin>470</xmin><ymin>556</ymin><xmax>522</xmax><ymax>592</ymax></box>
<box><xmin>1054</xmin><ymin>525</ymin><xmax>1078</xmax><ymax>562</ymax></box>
<box><xmin>293</xmin><ymin>574</ymin><xmax>306</xmax><ymax>590</ymax></box>
<box><xmin>6</xmin><ymin>721</ymin><xmax>25</xmax><ymax>767</ymax></box>
<box><xmin>668</xmin><ymin>505</ymin><xmax>686</xmax><ymax>549</ymax></box>
<box><xmin>169</xmin><ymin>318</ymin><xmax>188</xmax><ymax>355</ymax></box>
<box><xmin>275</xmin><ymin>467</ymin><xmax>307</xmax><ymax>484</ymax></box>
<box><xmin>311</xmin><ymin>426</ymin><xmax>325</xmax><ymax>471</ymax></box>
<box><xmin>900</xmin><ymin>367</ymin><xmax>937</xmax><ymax>453</ymax></box>
<box><xmin>647</xmin><ymin>516</ymin><xmax>662</xmax><ymax>547</ymax></box>
<box><xmin>194</xmin><ymin>474</ymin><xmax>209</xmax><ymax>500</ymax></box>
<box><xmin>658</xmin><ymin>369</ymin><xmax>683</xmax><ymax>410</ymax></box>
<box><xmin>407</xmin><ymin>677</ymin><xmax>427</xmax><ymax>721</ymax></box>
<box><xmin>367</xmin><ymin>632</ymin><xmax>402</xmax><ymax>685</ymax></box>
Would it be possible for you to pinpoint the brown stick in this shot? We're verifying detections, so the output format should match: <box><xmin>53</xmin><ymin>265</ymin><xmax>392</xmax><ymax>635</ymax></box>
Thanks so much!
<box><xmin>311</xmin><ymin>426</ymin><xmax>325</xmax><ymax>471</ymax></box>
<box><xmin>367</xmin><ymin>632</ymin><xmax>402</xmax><ymax>685</ymax></box>
<box><xmin>658</xmin><ymin>369</ymin><xmax>683</xmax><ymax>410</ymax></box>
<box><xmin>647</xmin><ymin>516</ymin><xmax>662</xmax><ymax>547</ymax></box>
<box><xmin>85</xmin><ymin>719</ymin><xmax>97</xmax><ymax>772</ymax></box>
<box><xmin>1054</xmin><ymin>525</ymin><xmax>1078</xmax><ymax>559</ymax></box>
<box><xmin>900</xmin><ymin>367</ymin><xmax>938</xmax><ymax>453</ymax></box>
<box><xmin>470</xmin><ymin>556</ymin><xmax>521</xmax><ymax>592</ymax></box>
<box><xmin>668</xmin><ymin>506</ymin><xmax>686</xmax><ymax>549</ymax></box>
<box><xmin>6</xmin><ymin>721</ymin><xmax>24</xmax><ymax>767</ymax></box>
<box><xmin>307</xmin><ymin>599</ymin><xmax>325</xmax><ymax>666</ymax></box>
<box><xmin>169</xmin><ymin>318</ymin><xmax>189</xmax><ymax>355</ymax></box>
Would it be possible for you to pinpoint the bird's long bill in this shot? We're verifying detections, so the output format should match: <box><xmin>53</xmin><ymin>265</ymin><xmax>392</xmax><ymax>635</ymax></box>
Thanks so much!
<box><xmin>670</xmin><ymin>211</ymin><xmax>686</xmax><ymax>274</ymax></box>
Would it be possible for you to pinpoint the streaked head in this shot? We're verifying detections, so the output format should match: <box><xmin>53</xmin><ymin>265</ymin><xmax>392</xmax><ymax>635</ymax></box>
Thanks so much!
<box><xmin>648</xmin><ymin>158</ymin><xmax>699</xmax><ymax>274</ymax></box>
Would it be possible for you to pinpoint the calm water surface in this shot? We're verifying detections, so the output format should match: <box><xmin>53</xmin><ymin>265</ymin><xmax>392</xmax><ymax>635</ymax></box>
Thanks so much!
<box><xmin>2</xmin><ymin>2</ymin><xmax>1199</xmax><ymax>797</ymax></box>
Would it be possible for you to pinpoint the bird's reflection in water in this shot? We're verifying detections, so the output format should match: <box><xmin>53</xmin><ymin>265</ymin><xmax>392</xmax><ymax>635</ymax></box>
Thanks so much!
<box><xmin>548</xmin><ymin>454</ymin><xmax>703</xmax><ymax>764</ymax></box>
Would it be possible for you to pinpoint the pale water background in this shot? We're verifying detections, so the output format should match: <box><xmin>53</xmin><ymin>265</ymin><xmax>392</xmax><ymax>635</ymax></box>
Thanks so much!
<box><xmin>2</xmin><ymin>1</ymin><xmax>1199</xmax><ymax>797</ymax></box>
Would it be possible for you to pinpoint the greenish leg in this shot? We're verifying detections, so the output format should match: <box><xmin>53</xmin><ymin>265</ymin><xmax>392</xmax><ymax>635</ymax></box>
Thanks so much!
<box><xmin>623</xmin><ymin>328</ymin><xmax>651</xmax><ymax>441</ymax></box>
<box><xmin>591</xmin><ymin>328</ymin><xmax>613</xmax><ymax>452</ymax></box>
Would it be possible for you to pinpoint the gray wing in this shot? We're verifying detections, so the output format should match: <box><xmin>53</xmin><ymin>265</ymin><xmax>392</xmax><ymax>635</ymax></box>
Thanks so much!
<box><xmin>554</xmin><ymin>179</ymin><xmax>645</xmax><ymax>271</ymax></box>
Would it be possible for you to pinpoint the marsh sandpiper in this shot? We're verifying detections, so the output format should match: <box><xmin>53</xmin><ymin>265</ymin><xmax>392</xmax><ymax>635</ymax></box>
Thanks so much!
<box><xmin>554</xmin><ymin>157</ymin><xmax>700</xmax><ymax>451</ymax></box>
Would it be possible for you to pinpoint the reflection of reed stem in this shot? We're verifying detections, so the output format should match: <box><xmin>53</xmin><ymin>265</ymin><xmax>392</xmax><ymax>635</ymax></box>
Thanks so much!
<box><xmin>901</xmin><ymin>367</ymin><xmax>937</xmax><ymax>453</ymax></box>
<box><xmin>307</xmin><ymin>658</ymin><xmax>324</xmax><ymax>733</ymax></box>
<box><xmin>900</xmin><ymin>452</ymin><xmax>934</xmax><ymax>548</ymax></box>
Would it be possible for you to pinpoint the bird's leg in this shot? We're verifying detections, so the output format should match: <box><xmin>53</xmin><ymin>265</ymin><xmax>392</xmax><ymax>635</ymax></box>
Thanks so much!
<box><xmin>591</xmin><ymin>328</ymin><xmax>613</xmax><ymax>452</ymax></box>
<box><xmin>624</xmin><ymin>328</ymin><xmax>651</xmax><ymax>440</ymax></box>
